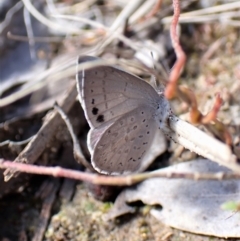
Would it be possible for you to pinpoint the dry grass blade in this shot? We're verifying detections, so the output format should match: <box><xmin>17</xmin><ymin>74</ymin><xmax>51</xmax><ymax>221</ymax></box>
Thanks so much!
<box><xmin>162</xmin><ymin>1</ymin><xmax>240</xmax><ymax>24</ymax></box>
<box><xmin>22</xmin><ymin>0</ymin><xmax>80</xmax><ymax>34</ymax></box>
<box><xmin>0</xmin><ymin>59</ymin><xmax>119</xmax><ymax>107</ymax></box>
<box><xmin>167</xmin><ymin>115</ymin><xmax>239</xmax><ymax>173</ymax></box>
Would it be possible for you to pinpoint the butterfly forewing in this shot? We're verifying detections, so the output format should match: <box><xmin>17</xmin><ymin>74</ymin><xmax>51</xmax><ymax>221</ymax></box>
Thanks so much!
<box><xmin>91</xmin><ymin>107</ymin><xmax>158</xmax><ymax>175</ymax></box>
<box><xmin>77</xmin><ymin>56</ymin><xmax>160</xmax><ymax>129</ymax></box>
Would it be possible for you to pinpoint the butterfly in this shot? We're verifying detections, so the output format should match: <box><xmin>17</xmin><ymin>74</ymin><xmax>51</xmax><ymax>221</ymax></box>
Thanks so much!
<box><xmin>76</xmin><ymin>56</ymin><xmax>171</xmax><ymax>175</ymax></box>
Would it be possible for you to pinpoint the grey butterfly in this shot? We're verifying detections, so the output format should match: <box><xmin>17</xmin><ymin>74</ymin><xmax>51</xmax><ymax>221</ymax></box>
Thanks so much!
<box><xmin>76</xmin><ymin>56</ymin><xmax>171</xmax><ymax>175</ymax></box>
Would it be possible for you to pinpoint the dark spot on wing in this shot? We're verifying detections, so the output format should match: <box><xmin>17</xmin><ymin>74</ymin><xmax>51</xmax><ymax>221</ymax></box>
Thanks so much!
<box><xmin>91</xmin><ymin>99</ymin><xmax>95</xmax><ymax>104</ymax></box>
<box><xmin>92</xmin><ymin>107</ymin><xmax>98</xmax><ymax>115</ymax></box>
<box><xmin>96</xmin><ymin>114</ymin><xmax>104</xmax><ymax>122</ymax></box>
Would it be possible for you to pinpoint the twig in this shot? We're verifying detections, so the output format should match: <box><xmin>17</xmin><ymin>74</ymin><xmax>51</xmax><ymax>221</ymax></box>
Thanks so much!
<box><xmin>23</xmin><ymin>6</ymin><xmax>36</xmax><ymax>59</ymax></box>
<box><xmin>143</xmin><ymin>0</ymin><xmax>162</xmax><ymax>20</ymax></box>
<box><xmin>128</xmin><ymin>0</ymin><xmax>156</xmax><ymax>24</ymax></box>
<box><xmin>32</xmin><ymin>179</ymin><xmax>60</xmax><ymax>241</ymax></box>
<box><xmin>163</xmin><ymin>11</ymin><xmax>240</xmax><ymax>24</ymax></box>
<box><xmin>54</xmin><ymin>103</ymin><xmax>95</xmax><ymax>172</ymax></box>
<box><xmin>95</xmin><ymin>0</ymin><xmax>146</xmax><ymax>54</ymax></box>
<box><xmin>7</xmin><ymin>31</ymin><xmax>64</xmax><ymax>42</ymax></box>
<box><xmin>201</xmin><ymin>93</ymin><xmax>223</xmax><ymax>124</ymax></box>
<box><xmin>0</xmin><ymin>1</ymin><xmax>23</xmax><ymax>32</ymax></box>
<box><xmin>22</xmin><ymin>0</ymin><xmax>80</xmax><ymax>34</ymax></box>
<box><xmin>59</xmin><ymin>178</ymin><xmax>76</xmax><ymax>202</ymax></box>
<box><xmin>0</xmin><ymin>159</ymin><xmax>240</xmax><ymax>186</ymax></box>
<box><xmin>0</xmin><ymin>59</ymin><xmax>119</xmax><ymax>107</ymax></box>
<box><xmin>164</xmin><ymin>0</ymin><xmax>186</xmax><ymax>99</ymax></box>
<box><xmin>53</xmin><ymin>14</ymin><xmax>168</xmax><ymax>79</ymax></box>
<box><xmin>0</xmin><ymin>136</ymin><xmax>34</xmax><ymax>147</ymax></box>
<box><xmin>109</xmin><ymin>0</ymin><xmax>144</xmax><ymax>31</ymax></box>
<box><xmin>162</xmin><ymin>1</ymin><xmax>240</xmax><ymax>24</ymax></box>
<box><xmin>201</xmin><ymin>37</ymin><xmax>226</xmax><ymax>64</ymax></box>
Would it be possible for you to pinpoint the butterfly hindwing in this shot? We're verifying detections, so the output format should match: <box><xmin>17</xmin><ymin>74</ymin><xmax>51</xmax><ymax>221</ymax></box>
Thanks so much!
<box><xmin>91</xmin><ymin>106</ymin><xmax>157</xmax><ymax>175</ymax></box>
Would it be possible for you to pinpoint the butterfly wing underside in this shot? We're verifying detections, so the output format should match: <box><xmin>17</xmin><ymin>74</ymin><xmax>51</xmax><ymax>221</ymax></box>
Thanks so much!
<box><xmin>76</xmin><ymin>56</ymin><xmax>164</xmax><ymax>175</ymax></box>
<box><xmin>76</xmin><ymin>56</ymin><xmax>160</xmax><ymax>129</ymax></box>
<box><xmin>89</xmin><ymin>107</ymin><xmax>159</xmax><ymax>175</ymax></box>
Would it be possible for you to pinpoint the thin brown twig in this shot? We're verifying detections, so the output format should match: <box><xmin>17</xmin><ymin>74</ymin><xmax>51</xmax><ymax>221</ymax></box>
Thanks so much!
<box><xmin>202</xmin><ymin>93</ymin><xmax>223</xmax><ymax>124</ymax></box>
<box><xmin>0</xmin><ymin>159</ymin><xmax>240</xmax><ymax>186</ymax></box>
<box><xmin>54</xmin><ymin>103</ymin><xmax>95</xmax><ymax>172</ymax></box>
<box><xmin>165</xmin><ymin>0</ymin><xmax>186</xmax><ymax>99</ymax></box>
<box><xmin>32</xmin><ymin>179</ymin><xmax>59</xmax><ymax>241</ymax></box>
<box><xmin>7</xmin><ymin>31</ymin><xmax>64</xmax><ymax>42</ymax></box>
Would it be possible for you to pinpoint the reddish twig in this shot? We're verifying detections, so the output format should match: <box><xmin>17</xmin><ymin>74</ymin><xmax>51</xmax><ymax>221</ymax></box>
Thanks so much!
<box><xmin>202</xmin><ymin>93</ymin><xmax>223</xmax><ymax>124</ymax></box>
<box><xmin>179</xmin><ymin>86</ymin><xmax>202</xmax><ymax>124</ymax></box>
<box><xmin>176</xmin><ymin>86</ymin><xmax>232</xmax><ymax>144</ymax></box>
<box><xmin>143</xmin><ymin>0</ymin><xmax>162</xmax><ymax>21</ymax></box>
<box><xmin>0</xmin><ymin>159</ymin><xmax>240</xmax><ymax>187</ymax></box>
<box><xmin>165</xmin><ymin>0</ymin><xmax>186</xmax><ymax>99</ymax></box>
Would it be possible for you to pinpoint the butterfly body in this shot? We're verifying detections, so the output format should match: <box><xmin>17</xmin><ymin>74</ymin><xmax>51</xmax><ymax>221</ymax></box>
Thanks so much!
<box><xmin>77</xmin><ymin>56</ymin><xmax>171</xmax><ymax>175</ymax></box>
